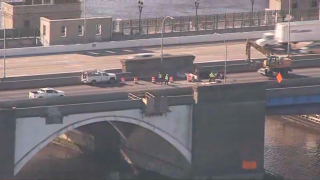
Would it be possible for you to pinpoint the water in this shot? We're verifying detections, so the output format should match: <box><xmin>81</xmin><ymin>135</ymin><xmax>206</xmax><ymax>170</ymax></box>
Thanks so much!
<box><xmin>265</xmin><ymin>116</ymin><xmax>320</xmax><ymax>180</ymax></box>
<box><xmin>82</xmin><ymin>0</ymin><xmax>268</xmax><ymax>19</ymax></box>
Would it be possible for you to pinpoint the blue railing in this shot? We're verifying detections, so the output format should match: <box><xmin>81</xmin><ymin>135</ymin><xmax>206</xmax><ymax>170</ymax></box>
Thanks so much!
<box><xmin>267</xmin><ymin>95</ymin><xmax>320</xmax><ymax>107</ymax></box>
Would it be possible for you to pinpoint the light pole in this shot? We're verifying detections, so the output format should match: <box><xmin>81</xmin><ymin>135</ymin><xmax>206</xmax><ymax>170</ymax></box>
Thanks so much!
<box><xmin>250</xmin><ymin>0</ymin><xmax>255</xmax><ymax>26</ymax></box>
<box><xmin>214</xmin><ymin>33</ymin><xmax>227</xmax><ymax>83</ymax></box>
<box><xmin>194</xmin><ymin>0</ymin><xmax>200</xmax><ymax>31</ymax></box>
<box><xmin>287</xmin><ymin>0</ymin><xmax>291</xmax><ymax>57</ymax></box>
<box><xmin>83</xmin><ymin>0</ymin><xmax>87</xmax><ymax>43</ymax></box>
<box><xmin>161</xmin><ymin>16</ymin><xmax>174</xmax><ymax>71</ymax></box>
<box><xmin>2</xmin><ymin>8</ymin><xmax>6</xmax><ymax>78</ymax></box>
<box><xmin>138</xmin><ymin>0</ymin><xmax>144</xmax><ymax>34</ymax></box>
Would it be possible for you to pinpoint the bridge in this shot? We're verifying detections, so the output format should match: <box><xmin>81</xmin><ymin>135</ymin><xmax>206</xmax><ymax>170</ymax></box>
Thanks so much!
<box><xmin>0</xmin><ymin>79</ymin><xmax>319</xmax><ymax>179</ymax></box>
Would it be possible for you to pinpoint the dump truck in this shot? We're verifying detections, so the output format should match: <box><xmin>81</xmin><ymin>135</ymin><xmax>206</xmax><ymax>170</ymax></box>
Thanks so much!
<box><xmin>245</xmin><ymin>39</ymin><xmax>292</xmax><ymax>77</ymax></box>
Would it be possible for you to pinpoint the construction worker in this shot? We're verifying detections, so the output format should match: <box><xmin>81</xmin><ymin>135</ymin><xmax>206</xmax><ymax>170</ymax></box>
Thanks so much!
<box><xmin>164</xmin><ymin>74</ymin><xmax>169</xmax><ymax>85</ymax></box>
<box><xmin>209</xmin><ymin>72</ymin><xmax>215</xmax><ymax>82</ymax></box>
<box><xmin>158</xmin><ymin>72</ymin><xmax>163</xmax><ymax>84</ymax></box>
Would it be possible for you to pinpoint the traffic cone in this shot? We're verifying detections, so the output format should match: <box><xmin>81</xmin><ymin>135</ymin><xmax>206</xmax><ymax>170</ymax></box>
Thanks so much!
<box><xmin>169</xmin><ymin>76</ymin><xmax>173</xmax><ymax>83</ymax></box>
<box><xmin>134</xmin><ymin>77</ymin><xmax>138</xmax><ymax>84</ymax></box>
<box><xmin>187</xmin><ymin>74</ymin><xmax>192</xmax><ymax>82</ymax></box>
<box><xmin>121</xmin><ymin>77</ymin><xmax>125</xmax><ymax>82</ymax></box>
<box><xmin>152</xmin><ymin>76</ymin><xmax>155</xmax><ymax>83</ymax></box>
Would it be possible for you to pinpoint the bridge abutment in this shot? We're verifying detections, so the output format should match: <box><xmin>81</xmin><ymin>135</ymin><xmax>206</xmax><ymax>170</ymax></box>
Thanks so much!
<box><xmin>191</xmin><ymin>82</ymin><xmax>266</xmax><ymax>179</ymax></box>
<box><xmin>0</xmin><ymin>109</ymin><xmax>16</xmax><ymax>179</ymax></box>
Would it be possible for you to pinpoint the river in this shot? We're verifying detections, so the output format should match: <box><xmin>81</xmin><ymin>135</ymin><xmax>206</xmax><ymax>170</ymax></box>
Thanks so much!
<box><xmin>83</xmin><ymin>0</ymin><xmax>268</xmax><ymax>19</ymax></box>
<box><xmin>265</xmin><ymin>116</ymin><xmax>320</xmax><ymax>180</ymax></box>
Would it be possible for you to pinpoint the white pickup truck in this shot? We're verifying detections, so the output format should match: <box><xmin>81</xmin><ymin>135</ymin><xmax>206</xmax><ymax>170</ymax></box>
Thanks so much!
<box><xmin>81</xmin><ymin>70</ymin><xmax>117</xmax><ymax>85</ymax></box>
<box><xmin>29</xmin><ymin>88</ymin><xmax>65</xmax><ymax>99</ymax></box>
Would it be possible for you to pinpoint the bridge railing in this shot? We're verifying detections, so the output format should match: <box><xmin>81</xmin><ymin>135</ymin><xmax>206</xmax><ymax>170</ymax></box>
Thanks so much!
<box><xmin>113</xmin><ymin>8</ymin><xmax>319</xmax><ymax>37</ymax></box>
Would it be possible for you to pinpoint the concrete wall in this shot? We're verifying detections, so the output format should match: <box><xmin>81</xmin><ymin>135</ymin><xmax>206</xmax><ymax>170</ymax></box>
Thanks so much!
<box><xmin>14</xmin><ymin>105</ymin><xmax>192</xmax><ymax>178</ymax></box>
<box><xmin>191</xmin><ymin>82</ymin><xmax>266</xmax><ymax>179</ymax></box>
<box><xmin>40</xmin><ymin>17</ymin><xmax>113</xmax><ymax>46</ymax></box>
<box><xmin>1</xmin><ymin>2</ymin><xmax>82</xmax><ymax>29</ymax></box>
<box><xmin>0</xmin><ymin>109</ymin><xmax>16</xmax><ymax>179</ymax></box>
<box><xmin>0</xmin><ymin>30</ymin><xmax>271</xmax><ymax>57</ymax></box>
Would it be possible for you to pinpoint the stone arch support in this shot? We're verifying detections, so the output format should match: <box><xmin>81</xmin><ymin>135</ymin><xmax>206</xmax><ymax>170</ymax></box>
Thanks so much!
<box><xmin>14</xmin><ymin>107</ymin><xmax>192</xmax><ymax>176</ymax></box>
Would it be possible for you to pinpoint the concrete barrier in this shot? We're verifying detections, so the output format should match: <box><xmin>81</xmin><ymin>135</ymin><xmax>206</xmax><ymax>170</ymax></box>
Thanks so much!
<box><xmin>0</xmin><ymin>72</ymin><xmax>132</xmax><ymax>91</ymax></box>
<box><xmin>0</xmin><ymin>31</ymin><xmax>270</xmax><ymax>57</ymax></box>
<box><xmin>266</xmin><ymin>77</ymin><xmax>320</xmax><ymax>89</ymax></box>
<box><xmin>266</xmin><ymin>85</ymin><xmax>320</xmax><ymax>98</ymax></box>
<box><xmin>0</xmin><ymin>86</ymin><xmax>193</xmax><ymax>108</ymax></box>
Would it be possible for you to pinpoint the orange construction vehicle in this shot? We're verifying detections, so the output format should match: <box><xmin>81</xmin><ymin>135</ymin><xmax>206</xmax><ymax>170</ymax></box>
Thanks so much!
<box><xmin>245</xmin><ymin>39</ymin><xmax>292</xmax><ymax>77</ymax></box>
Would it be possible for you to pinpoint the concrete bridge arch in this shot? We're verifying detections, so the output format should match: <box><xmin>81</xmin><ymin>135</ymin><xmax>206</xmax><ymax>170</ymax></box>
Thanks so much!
<box><xmin>14</xmin><ymin>107</ymin><xmax>193</xmax><ymax>177</ymax></box>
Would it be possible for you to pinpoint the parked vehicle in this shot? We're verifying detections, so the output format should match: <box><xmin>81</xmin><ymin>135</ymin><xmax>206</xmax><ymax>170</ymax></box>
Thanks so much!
<box><xmin>29</xmin><ymin>88</ymin><xmax>65</xmax><ymax>99</ymax></box>
<box><xmin>81</xmin><ymin>70</ymin><xmax>117</xmax><ymax>85</ymax></box>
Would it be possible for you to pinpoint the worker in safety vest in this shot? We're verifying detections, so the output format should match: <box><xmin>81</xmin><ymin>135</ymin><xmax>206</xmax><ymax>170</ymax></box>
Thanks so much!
<box><xmin>209</xmin><ymin>72</ymin><xmax>215</xmax><ymax>82</ymax></box>
<box><xmin>158</xmin><ymin>72</ymin><xmax>163</xmax><ymax>84</ymax></box>
<box><xmin>164</xmin><ymin>74</ymin><xmax>169</xmax><ymax>85</ymax></box>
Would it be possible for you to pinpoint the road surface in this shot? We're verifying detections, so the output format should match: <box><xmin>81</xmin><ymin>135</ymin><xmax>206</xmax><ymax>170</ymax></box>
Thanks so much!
<box><xmin>4</xmin><ymin>41</ymin><xmax>272</xmax><ymax>77</ymax></box>
<box><xmin>1</xmin><ymin>68</ymin><xmax>318</xmax><ymax>101</ymax></box>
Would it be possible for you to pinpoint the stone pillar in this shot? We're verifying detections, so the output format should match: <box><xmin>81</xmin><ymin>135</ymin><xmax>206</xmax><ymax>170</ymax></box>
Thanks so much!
<box><xmin>0</xmin><ymin>109</ymin><xmax>16</xmax><ymax>179</ymax></box>
<box><xmin>50</xmin><ymin>0</ymin><xmax>54</xmax><ymax>4</ymax></box>
<box><xmin>191</xmin><ymin>82</ymin><xmax>266</xmax><ymax>179</ymax></box>
<box><xmin>42</xmin><ymin>0</ymin><xmax>44</xmax><ymax>4</ymax></box>
<box><xmin>32</xmin><ymin>0</ymin><xmax>34</xmax><ymax>5</ymax></box>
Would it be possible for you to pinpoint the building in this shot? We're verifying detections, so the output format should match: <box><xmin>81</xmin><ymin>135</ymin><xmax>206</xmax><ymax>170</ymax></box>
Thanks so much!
<box><xmin>268</xmin><ymin>0</ymin><xmax>319</xmax><ymax>21</ymax></box>
<box><xmin>269</xmin><ymin>0</ymin><xmax>318</xmax><ymax>10</ymax></box>
<box><xmin>40</xmin><ymin>17</ymin><xmax>113</xmax><ymax>46</ymax></box>
<box><xmin>1</xmin><ymin>0</ymin><xmax>81</xmax><ymax>29</ymax></box>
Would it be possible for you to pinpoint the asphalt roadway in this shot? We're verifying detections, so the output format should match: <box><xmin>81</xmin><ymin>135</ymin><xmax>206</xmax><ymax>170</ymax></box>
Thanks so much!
<box><xmin>0</xmin><ymin>67</ymin><xmax>319</xmax><ymax>101</ymax></box>
<box><xmin>3</xmin><ymin>40</ymin><xmax>309</xmax><ymax>77</ymax></box>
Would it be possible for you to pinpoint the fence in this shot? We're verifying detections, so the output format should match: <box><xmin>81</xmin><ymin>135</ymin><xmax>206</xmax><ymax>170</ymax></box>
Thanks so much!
<box><xmin>114</xmin><ymin>8</ymin><xmax>319</xmax><ymax>36</ymax></box>
<box><xmin>0</xmin><ymin>8</ymin><xmax>318</xmax><ymax>41</ymax></box>
<box><xmin>0</xmin><ymin>27</ymin><xmax>40</xmax><ymax>39</ymax></box>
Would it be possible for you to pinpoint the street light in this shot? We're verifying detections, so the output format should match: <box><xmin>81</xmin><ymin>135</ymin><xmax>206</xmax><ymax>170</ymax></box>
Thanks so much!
<box><xmin>161</xmin><ymin>16</ymin><xmax>174</xmax><ymax>71</ymax></box>
<box><xmin>138</xmin><ymin>0</ymin><xmax>144</xmax><ymax>34</ymax></box>
<box><xmin>83</xmin><ymin>0</ymin><xmax>87</xmax><ymax>43</ymax></box>
<box><xmin>213</xmin><ymin>33</ymin><xmax>227</xmax><ymax>83</ymax></box>
<box><xmin>250</xmin><ymin>0</ymin><xmax>255</xmax><ymax>26</ymax></box>
<box><xmin>1</xmin><ymin>8</ymin><xmax>6</xmax><ymax>78</ymax></box>
<box><xmin>287</xmin><ymin>0</ymin><xmax>291</xmax><ymax>57</ymax></box>
<box><xmin>194</xmin><ymin>0</ymin><xmax>200</xmax><ymax>31</ymax></box>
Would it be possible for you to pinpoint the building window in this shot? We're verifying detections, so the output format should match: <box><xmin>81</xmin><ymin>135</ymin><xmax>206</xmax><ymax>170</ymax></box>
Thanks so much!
<box><xmin>78</xmin><ymin>25</ymin><xmax>84</xmax><ymax>36</ymax></box>
<box><xmin>292</xmin><ymin>0</ymin><xmax>298</xmax><ymax>9</ymax></box>
<box><xmin>61</xmin><ymin>26</ymin><xmax>67</xmax><ymax>37</ymax></box>
<box><xmin>43</xmin><ymin>25</ymin><xmax>46</xmax><ymax>35</ymax></box>
<box><xmin>24</xmin><ymin>20</ymin><xmax>30</xmax><ymax>28</ymax></box>
<box><xmin>95</xmin><ymin>24</ymin><xmax>101</xmax><ymax>35</ymax></box>
<box><xmin>310</xmin><ymin>0</ymin><xmax>318</xmax><ymax>8</ymax></box>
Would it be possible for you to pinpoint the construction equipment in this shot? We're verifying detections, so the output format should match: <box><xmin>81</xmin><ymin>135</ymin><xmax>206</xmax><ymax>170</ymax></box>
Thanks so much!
<box><xmin>245</xmin><ymin>39</ymin><xmax>292</xmax><ymax>77</ymax></box>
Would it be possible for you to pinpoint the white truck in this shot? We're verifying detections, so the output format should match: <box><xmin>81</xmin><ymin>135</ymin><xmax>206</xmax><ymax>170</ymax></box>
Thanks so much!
<box><xmin>81</xmin><ymin>70</ymin><xmax>117</xmax><ymax>85</ymax></box>
<box><xmin>29</xmin><ymin>88</ymin><xmax>65</xmax><ymax>99</ymax></box>
<box><xmin>255</xmin><ymin>20</ymin><xmax>320</xmax><ymax>49</ymax></box>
